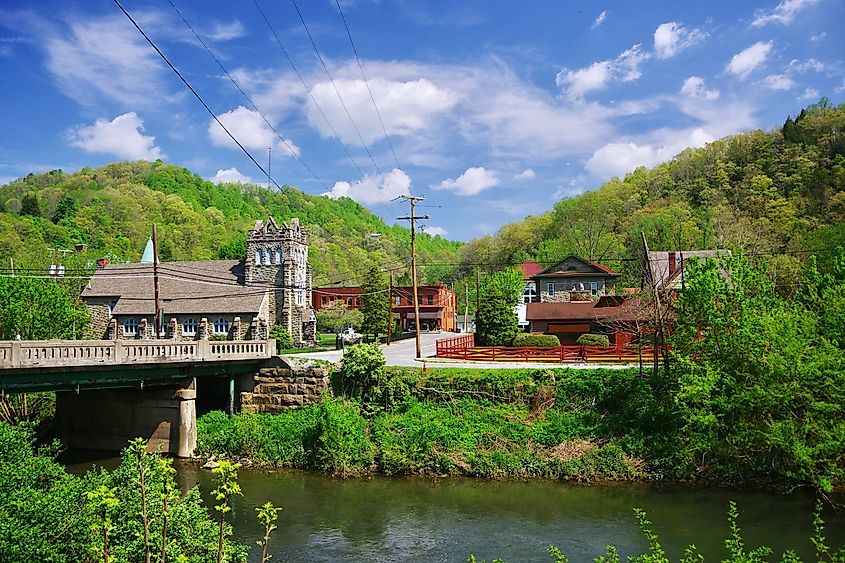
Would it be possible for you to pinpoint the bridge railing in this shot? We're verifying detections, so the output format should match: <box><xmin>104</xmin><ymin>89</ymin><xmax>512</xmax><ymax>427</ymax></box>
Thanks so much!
<box><xmin>0</xmin><ymin>339</ymin><xmax>275</xmax><ymax>369</ymax></box>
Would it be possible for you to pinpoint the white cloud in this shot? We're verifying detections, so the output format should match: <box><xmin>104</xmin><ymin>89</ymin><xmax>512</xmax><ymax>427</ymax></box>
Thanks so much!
<box><xmin>810</xmin><ymin>32</ymin><xmax>826</xmax><ymax>43</ymax></box>
<box><xmin>513</xmin><ymin>168</ymin><xmax>536</xmax><ymax>180</ymax></box>
<box><xmin>680</xmin><ymin>76</ymin><xmax>720</xmax><ymax>100</ymax></box>
<box><xmin>763</xmin><ymin>74</ymin><xmax>795</xmax><ymax>90</ymax></box>
<box><xmin>592</xmin><ymin>10</ymin><xmax>608</xmax><ymax>29</ymax></box>
<box><xmin>206</xmin><ymin>21</ymin><xmax>245</xmax><ymax>41</ymax></box>
<box><xmin>210</xmin><ymin>167</ymin><xmax>253</xmax><ymax>184</ymax></box>
<box><xmin>788</xmin><ymin>58</ymin><xmax>825</xmax><ymax>73</ymax></box>
<box><xmin>323</xmin><ymin>168</ymin><xmax>411</xmax><ymax>205</ymax></box>
<box><xmin>752</xmin><ymin>0</ymin><xmax>819</xmax><ymax>26</ymax></box>
<box><xmin>586</xmin><ymin>129</ymin><xmax>714</xmax><ymax>179</ymax></box>
<box><xmin>432</xmin><ymin>166</ymin><xmax>500</xmax><ymax>196</ymax></box>
<box><xmin>306</xmin><ymin>77</ymin><xmax>459</xmax><ymax>146</ymax></box>
<box><xmin>800</xmin><ymin>87</ymin><xmax>821</xmax><ymax>101</ymax></box>
<box><xmin>726</xmin><ymin>41</ymin><xmax>773</xmax><ymax>79</ymax></box>
<box><xmin>653</xmin><ymin>22</ymin><xmax>706</xmax><ymax>59</ymax></box>
<box><xmin>208</xmin><ymin>106</ymin><xmax>301</xmax><ymax>156</ymax></box>
<box><xmin>40</xmin><ymin>12</ymin><xmax>175</xmax><ymax>108</ymax></box>
<box><xmin>423</xmin><ymin>226</ymin><xmax>448</xmax><ymax>237</ymax></box>
<box><xmin>69</xmin><ymin>112</ymin><xmax>163</xmax><ymax>161</ymax></box>
<box><xmin>556</xmin><ymin>44</ymin><xmax>649</xmax><ymax>98</ymax></box>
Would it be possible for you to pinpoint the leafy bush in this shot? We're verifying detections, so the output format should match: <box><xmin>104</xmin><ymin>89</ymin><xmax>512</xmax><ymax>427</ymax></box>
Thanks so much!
<box><xmin>208</xmin><ymin>333</ymin><xmax>228</xmax><ymax>341</ymax></box>
<box><xmin>269</xmin><ymin>324</ymin><xmax>293</xmax><ymax>351</ymax></box>
<box><xmin>336</xmin><ymin>343</ymin><xmax>408</xmax><ymax>410</ymax></box>
<box><xmin>312</xmin><ymin>398</ymin><xmax>375</xmax><ymax>476</ymax></box>
<box><xmin>575</xmin><ymin>333</ymin><xmax>610</xmax><ymax>346</ymax></box>
<box><xmin>512</xmin><ymin>333</ymin><xmax>561</xmax><ymax>347</ymax></box>
<box><xmin>0</xmin><ymin>422</ymin><xmax>247</xmax><ymax>562</ymax></box>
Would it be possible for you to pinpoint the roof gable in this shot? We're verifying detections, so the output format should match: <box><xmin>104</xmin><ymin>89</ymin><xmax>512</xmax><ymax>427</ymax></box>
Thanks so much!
<box><xmin>535</xmin><ymin>255</ymin><xmax>617</xmax><ymax>277</ymax></box>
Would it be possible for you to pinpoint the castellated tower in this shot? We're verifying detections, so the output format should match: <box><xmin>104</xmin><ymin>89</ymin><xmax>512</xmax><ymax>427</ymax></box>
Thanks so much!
<box><xmin>245</xmin><ymin>217</ymin><xmax>315</xmax><ymax>346</ymax></box>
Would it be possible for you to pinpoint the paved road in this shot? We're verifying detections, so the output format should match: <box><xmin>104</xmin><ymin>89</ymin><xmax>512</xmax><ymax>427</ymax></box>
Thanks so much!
<box><xmin>286</xmin><ymin>332</ymin><xmax>630</xmax><ymax>370</ymax></box>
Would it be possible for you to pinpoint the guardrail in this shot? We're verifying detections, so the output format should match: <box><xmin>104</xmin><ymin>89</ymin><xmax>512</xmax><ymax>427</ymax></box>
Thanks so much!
<box><xmin>435</xmin><ymin>335</ymin><xmax>660</xmax><ymax>363</ymax></box>
<box><xmin>0</xmin><ymin>339</ymin><xmax>275</xmax><ymax>369</ymax></box>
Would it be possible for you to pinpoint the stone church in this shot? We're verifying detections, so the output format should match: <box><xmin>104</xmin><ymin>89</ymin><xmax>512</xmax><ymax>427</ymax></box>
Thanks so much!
<box><xmin>82</xmin><ymin>217</ymin><xmax>317</xmax><ymax>346</ymax></box>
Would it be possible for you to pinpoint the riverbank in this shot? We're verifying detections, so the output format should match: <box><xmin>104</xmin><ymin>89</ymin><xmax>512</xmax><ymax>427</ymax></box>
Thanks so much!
<box><xmin>197</xmin><ymin>366</ymin><xmax>684</xmax><ymax>484</ymax></box>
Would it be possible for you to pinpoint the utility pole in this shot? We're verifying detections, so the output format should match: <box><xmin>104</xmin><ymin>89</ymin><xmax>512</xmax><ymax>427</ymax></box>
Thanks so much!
<box><xmin>386</xmin><ymin>269</ymin><xmax>394</xmax><ymax>345</ymax></box>
<box><xmin>397</xmin><ymin>195</ymin><xmax>429</xmax><ymax>359</ymax></box>
<box><xmin>464</xmin><ymin>283</ymin><xmax>469</xmax><ymax>333</ymax></box>
<box><xmin>475</xmin><ymin>270</ymin><xmax>480</xmax><ymax>315</ymax></box>
<box><xmin>152</xmin><ymin>224</ymin><xmax>162</xmax><ymax>339</ymax></box>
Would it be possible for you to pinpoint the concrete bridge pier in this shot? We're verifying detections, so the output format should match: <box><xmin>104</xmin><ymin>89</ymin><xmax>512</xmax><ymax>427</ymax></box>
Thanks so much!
<box><xmin>55</xmin><ymin>378</ymin><xmax>198</xmax><ymax>458</ymax></box>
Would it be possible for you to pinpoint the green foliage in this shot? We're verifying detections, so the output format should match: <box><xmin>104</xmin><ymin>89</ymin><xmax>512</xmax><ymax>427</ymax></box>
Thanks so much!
<box><xmin>361</xmin><ymin>263</ymin><xmax>390</xmax><ymax>337</ymax></box>
<box><xmin>575</xmin><ymin>333</ymin><xmax>610</xmax><ymax>346</ymax></box>
<box><xmin>256</xmin><ymin>501</ymin><xmax>281</xmax><ymax>563</ymax></box>
<box><xmin>20</xmin><ymin>193</ymin><xmax>40</xmax><ymax>216</ymax></box>
<box><xmin>475</xmin><ymin>269</ymin><xmax>522</xmax><ymax>346</ymax></box>
<box><xmin>211</xmin><ymin>460</ymin><xmax>243</xmax><ymax>563</ymax></box>
<box><xmin>53</xmin><ymin>194</ymin><xmax>79</xmax><ymax>223</ymax></box>
<box><xmin>337</xmin><ymin>343</ymin><xmax>406</xmax><ymax>410</ymax></box>
<box><xmin>512</xmin><ymin>333</ymin><xmax>561</xmax><ymax>347</ymax></box>
<box><xmin>672</xmin><ymin>254</ymin><xmax>845</xmax><ymax>490</ymax></box>
<box><xmin>0</xmin><ymin>423</ymin><xmax>247</xmax><ymax>562</ymax></box>
<box><xmin>312</xmin><ymin>398</ymin><xmax>375</xmax><ymax>476</ymax></box>
<box><xmin>316</xmin><ymin>299</ymin><xmax>363</xmax><ymax>333</ymax></box>
<box><xmin>269</xmin><ymin>324</ymin><xmax>294</xmax><ymax>351</ymax></box>
<box><xmin>0</xmin><ymin>277</ymin><xmax>90</xmax><ymax>339</ymax></box>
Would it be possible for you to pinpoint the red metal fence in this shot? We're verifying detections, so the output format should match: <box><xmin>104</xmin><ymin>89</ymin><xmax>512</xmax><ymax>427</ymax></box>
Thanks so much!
<box><xmin>435</xmin><ymin>334</ymin><xmax>658</xmax><ymax>364</ymax></box>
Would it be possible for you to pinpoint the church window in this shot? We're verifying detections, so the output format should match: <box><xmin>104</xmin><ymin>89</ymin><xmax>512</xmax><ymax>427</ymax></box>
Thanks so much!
<box><xmin>263</xmin><ymin>249</ymin><xmax>272</xmax><ymax>265</ymax></box>
<box><xmin>123</xmin><ymin>318</ymin><xmax>138</xmax><ymax>337</ymax></box>
<box><xmin>275</xmin><ymin>249</ymin><xmax>282</xmax><ymax>264</ymax></box>
<box><xmin>213</xmin><ymin>318</ymin><xmax>230</xmax><ymax>334</ymax></box>
<box><xmin>182</xmin><ymin>318</ymin><xmax>198</xmax><ymax>335</ymax></box>
<box><xmin>254</xmin><ymin>249</ymin><xmax>261</xmax><ymax>265</ymax></box>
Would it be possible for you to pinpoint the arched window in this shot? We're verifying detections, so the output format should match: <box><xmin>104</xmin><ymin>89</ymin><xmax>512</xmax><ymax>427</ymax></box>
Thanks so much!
<box><xmin>522</xmin><ymin>285</ymin><xmax>536</xmax><ymax>304</ymax></box>
<box><xmin>123</xmin><ymin>318</ymin><xmax>138</xmax><ymax>337</ymax></box>
<box><xmin>254</xmin><ymin>249</ymin><xmax>261</xmax><ymax>265</ymax></box>
<box><xmin>275</xmin><ymin>249</ymin><xmax>282</xmax><ymax>264</ymax></box>
<box><xmin>263</xmin><ymin>249</ymin><xmax>272</xmax><ymax>265</ymax></box>
<box><xmin>213</xmin><ymin>317</ymin><xmax>230</xmax><ymax>334</ymax></box>
<box><xmin>182</xmin><ymin>318</ymin><xmax>198</xmax><ymax>336</ymax></box>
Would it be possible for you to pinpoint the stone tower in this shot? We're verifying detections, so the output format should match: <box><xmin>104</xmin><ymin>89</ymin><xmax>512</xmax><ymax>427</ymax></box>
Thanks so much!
<box><xmin>245</xmin><ymin>217</ymin><xmax>315</xmax><ymax>346</ymax></box>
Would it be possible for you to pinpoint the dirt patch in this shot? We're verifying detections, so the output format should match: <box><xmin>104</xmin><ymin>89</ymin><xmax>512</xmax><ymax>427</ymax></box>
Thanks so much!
<box><xmin>548</xmin><ymin>439</ymin><xmax>597</xmax><ymax>462</ymax></box>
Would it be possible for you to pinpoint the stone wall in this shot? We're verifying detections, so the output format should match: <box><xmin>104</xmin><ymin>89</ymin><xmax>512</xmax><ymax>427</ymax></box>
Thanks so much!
<box><xmin>85</xmin><ymin>298</ymin><xmax>112</xmax><ymax>338</ymax></box>
<box><xmin>240</xmin><ymin>361</ymin><xmax>329</xmax><ymax>413</ymax></box>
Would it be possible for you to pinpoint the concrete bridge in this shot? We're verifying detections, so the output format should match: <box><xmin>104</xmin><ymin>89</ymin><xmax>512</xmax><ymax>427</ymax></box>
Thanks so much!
<box><xmin>0</xmin><ymin>339</ymin><xmax>276</xmax><ymax>457</ymax></box>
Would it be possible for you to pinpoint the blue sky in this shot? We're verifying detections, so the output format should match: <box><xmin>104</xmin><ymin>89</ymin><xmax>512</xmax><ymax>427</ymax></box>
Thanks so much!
<box><xmin>0</xmin><ymin>0</ymin><xmax>843</xmax><ymax>241</ymax></box>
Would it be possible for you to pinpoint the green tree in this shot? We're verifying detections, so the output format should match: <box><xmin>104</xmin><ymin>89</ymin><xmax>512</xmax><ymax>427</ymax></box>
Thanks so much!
<box><xmin>361</xmin><ymin>264</ymin><xmax>389</xmax><ymax>339</ymax></box>
<box><xmin>212</xmin><ymin>461</ymin><xmax>243</xmax><ymax>563</ymax></box>
<box><xmin>256</xmin><ymin>502</ymin><xmax>281</xmax><ymax>563</ymax></box>
<box><xmin>20</xmin><ymin>193</ymin><xmax>41</xmax><ymax>217</ymax></box>
<box><xmin>475</xmin><ymin>269</ymin><xmax>522</xmax><ymax>346</ymax></box>
<box><xmin>53</xmin><ymin>195</ymin><xmax>79</xmax><ymax>223</ymax></box>
<box><xmin>0</xmin><ymin>278</ymin><xmax>90</xmax><ymax>339</ymax></box>
<box><xmin>316</xmin><ymin>298</ymin><xmax>363</xmax><ymax>333</ymax></box>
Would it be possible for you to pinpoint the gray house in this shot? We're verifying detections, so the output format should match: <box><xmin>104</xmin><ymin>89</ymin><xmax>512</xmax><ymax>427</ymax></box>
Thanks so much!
<box><xmin>532</xmin><ymin>255</ymin><xmax>619</xmax><ymax>303</ymax></box>
<box><xmin>81</xmin><ymin>217</ymin><xmax>317</xmax><ymax>346</ymax></box>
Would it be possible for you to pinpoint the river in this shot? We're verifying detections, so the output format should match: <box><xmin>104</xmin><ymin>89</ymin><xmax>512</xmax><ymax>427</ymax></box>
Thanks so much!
<box><xmin>65</xmin><ymin>452</ymin><xmax>845</xmax><ymax>562</ymax></box>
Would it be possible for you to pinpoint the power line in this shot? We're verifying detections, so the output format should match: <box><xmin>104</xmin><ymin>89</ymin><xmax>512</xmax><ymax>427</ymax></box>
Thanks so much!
<box><xmin>289</xmin><ymin>0</ymin><xmax>382</xmax><ymax>176</ymax></box>
<box><xmin>111</xmin><ymin>0</ymin><xmax>282</xmax><ymax>191</ymax></box>
<box><xmin>333</xmin><ymin>0</ymin><xmax>400</xmax><ymax>170</ymax></box>
<box><xmin>166</xmin><ymin>0</ymin><xmax>325</xmax><ymax>186</ymax></box>
<box><xmin>251</xmin><ymin>0</ymin><xmax>366</xmax><ymax>178</ymax></box>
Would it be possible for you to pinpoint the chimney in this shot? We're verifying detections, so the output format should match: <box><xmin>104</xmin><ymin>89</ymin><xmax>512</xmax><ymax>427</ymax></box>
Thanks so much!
<box><xmin>668</xmin><ymin>252</ymin><xmax>677</xmax><ymax>277</ymax></box>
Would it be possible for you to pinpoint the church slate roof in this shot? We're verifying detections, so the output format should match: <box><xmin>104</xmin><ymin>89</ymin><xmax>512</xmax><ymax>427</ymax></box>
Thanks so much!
<box><xmin>81</xmin><ymin>260</ymin><xmax>267</xmax><ymax>315</ymax></box>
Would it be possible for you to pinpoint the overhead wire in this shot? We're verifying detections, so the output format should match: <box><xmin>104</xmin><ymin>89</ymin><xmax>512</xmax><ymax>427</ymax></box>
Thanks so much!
<box><xmin>166</xmin><ymin>0</ymin><xmax>325</xmax><ymax>187</ymax></box>
<box><xmin>111</xmin><ymin>0</ymin><xmax>283</xmax><ymax>190</ymax></box>
<box><xmin>289</xmin><ymin>0</ymin><xmax>382</xmax><ymax>176</ymax></box>
<box><xmin>332</xmin><ymin>0</ymin><xmax>400</xmax><ymax>170</ymax></box>
<box><xmin>251</xmin><ymin>0</ymin><xmax>367</xmax><ymax>178</ymax></box>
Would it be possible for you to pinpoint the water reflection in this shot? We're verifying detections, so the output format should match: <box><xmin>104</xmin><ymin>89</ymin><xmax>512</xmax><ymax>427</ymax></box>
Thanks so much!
<box><xmin>64</xmin><ymin>453</ymin><xmax>844</xmax><ymax>563</ymax></box>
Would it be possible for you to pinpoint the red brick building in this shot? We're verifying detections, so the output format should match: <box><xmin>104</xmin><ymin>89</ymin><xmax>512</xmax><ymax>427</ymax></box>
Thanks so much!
<box><xmin>313</xmin><ymin>284</ymin><xmax>457</xmax><ymax>332</ymax></box>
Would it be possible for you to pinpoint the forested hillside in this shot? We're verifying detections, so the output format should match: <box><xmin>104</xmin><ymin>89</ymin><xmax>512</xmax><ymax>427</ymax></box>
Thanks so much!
<box><xmin>450</xmin><ymin>99</ymin><xmax>845</xmax><ymax>290</ymax></box>
<box><xmin>0</xmin><ymin>161</ymin><xmax>460</xmax><ymax>286</ymax></box>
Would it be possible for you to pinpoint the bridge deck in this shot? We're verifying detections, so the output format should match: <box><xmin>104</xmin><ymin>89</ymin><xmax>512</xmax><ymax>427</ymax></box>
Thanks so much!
<box><xmin>0</xmin><ymin>339</ymin><xmax>275</xmax><ymax>369</ymax></box>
